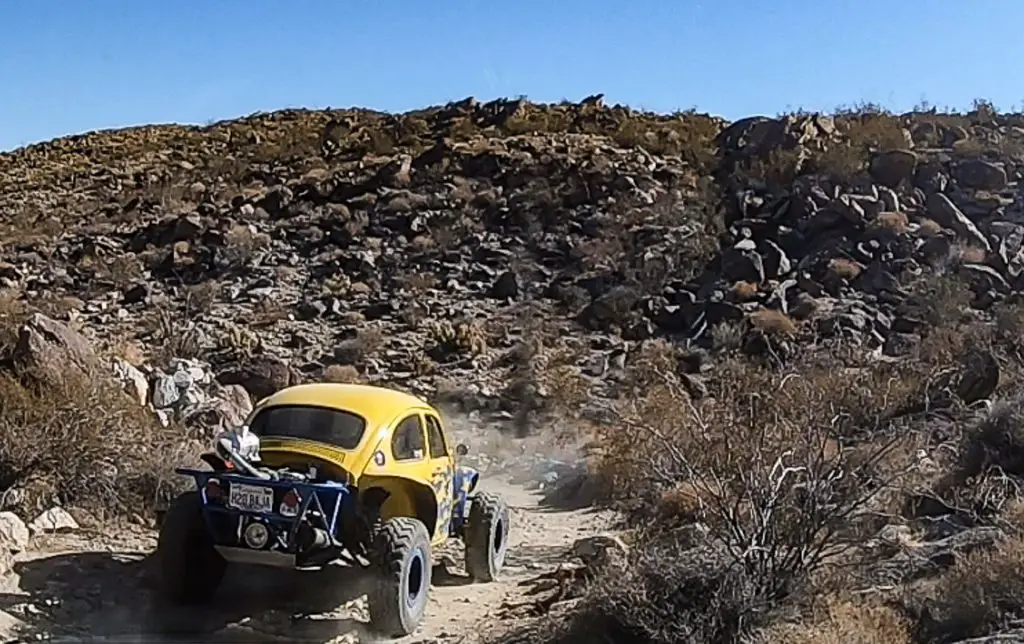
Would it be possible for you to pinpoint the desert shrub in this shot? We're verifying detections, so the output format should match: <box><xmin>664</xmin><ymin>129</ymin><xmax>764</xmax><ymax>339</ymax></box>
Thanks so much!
<box><xmin>220</xmin><ymin>223</ymin><xmax>272</xmax><ymax>268</ymax></box>
<box><xmin>958</xmin><ymin>395</ymin><xmax>1024</xmax><ymax>481</ymax></box>
<box><xmin>541</xmin><ymin>542</ymin><xmax>767</xmax><ymax>644</ymax></box>
<box><xmin>790</xmin><ymin>109</ymin><xmax>909</xmax><ymax>183</ymax></box>
<box><xmin>734</xmin><ymin>147</ymin><xmax>806</xmax><ymax>188</ymax></box>
<box><xmin>0</xmin><ymin>369</ymin><xmax>200</xmax><ymax>519</ymax></box>
<box><xmin>427</xmin><ymin>319</ymin><xmax>487</xmax><ymax>360</ymax></box>
<box><xmin>757</xmin><ymin>594</ymin><xmax>913</xmax><ymax>644</ymax></box>
<box><xmin>143</xmin><ymin>308</ymin><xmax>205</xmax><ymax>364</ymax></box>
<box><xmin>332</xmin><ymin>327</ymin><xmax>385</xmax><ymax>365</ymax></box>
<box><xmin>747</xmin><ymin>309</ymin><xmax>798</xmax><ymax>337</ymax></box>
<box><xmin>558</xmin><ymin>340</ymin><xmax>927</xmax><ymax>643</ymax></box>
<box><xmin>919</xmin><ymin>533</ymin><xmax>1024</xmax><ymax>642</ymax></box>
<box><xmin>322</xmin><ymin>364</ymin><xmax>363</xmax><ymax>384</ymax></box>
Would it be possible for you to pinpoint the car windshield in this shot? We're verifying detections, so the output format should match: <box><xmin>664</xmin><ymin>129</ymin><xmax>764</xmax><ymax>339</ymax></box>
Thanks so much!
<box><xmin>248</xmin><ymin>404</ymin><xmax>367</xmax><ymax>450</ymax></box>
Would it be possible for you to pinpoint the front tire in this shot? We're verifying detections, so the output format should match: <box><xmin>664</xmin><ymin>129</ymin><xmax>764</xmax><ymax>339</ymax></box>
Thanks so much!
<box><xmin>156</xmin><ymin>491</ymin><xmax>226</xmax><ymax>605</ymax></box>
<box><xmin>367</xmin><ymin>517</ymin><xmax>432</xmax><ymax>638</ymax></box>
<box><xmin>464</xmin><ymin>492</ymin><xmax>510</xmax><ymax>582</ymax></box>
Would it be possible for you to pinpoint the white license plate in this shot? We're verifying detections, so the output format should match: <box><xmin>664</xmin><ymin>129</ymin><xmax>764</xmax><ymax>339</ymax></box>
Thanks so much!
<box><xmin>228</xmin><ymin>483</ymin><xmax>275</xmax><ymax>513</ymax></box>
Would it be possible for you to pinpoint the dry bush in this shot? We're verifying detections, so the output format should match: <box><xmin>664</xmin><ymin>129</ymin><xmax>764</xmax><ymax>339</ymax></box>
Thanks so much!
<box><xmin>399</xmin><ymin>272</ymin><xmax>437</xmax><ymax>294</ymax></box>
<box><xmin>828</xmin><ymin>257</ymin><xmax>864</xmax><ymax>280</ymax></box>
<box><xmin>904</xmin><ymin>273</ymin><xmax>974</xmax><ymax>330</ymax></box>
<box><xmin>322</xmin><ymin>364</ymin><xmax>363</xmax><ymax>384</ymax></box>
<box><xmin>757</xmin><ymin>595</ymin><xmax>912</xmax><ymax>644</ymax></box>
<box><xmin>958</xmin><ymin>395</ymin><xmax>1024</xmax><ymax>481</ymax></box>
<box><xmin>569</xmin><ymin>341</ymin><xmax>927</xmax><ymax>642</ymax></box>
<box><xmin>250</xmin><ymin>297</ymin><xmax>290</xmax><ymax>328</ymax></box>
<box><xmin>920</xmin><ymin>533</ymin><xmax>1024</xmax><ymax>642</ymax></box>
<box><xmin>729</xmin><ymin>281</ymin><xmax>759</xmax><ymax>302</ymax></box>
<box><xmin>735</xmin><ymin>148</ymin><xmax>805</xmax><ymax>188</ymax></box>
<box><xmin>143</xmin><ymin>308</ymin><xmax>204</xmax><ymax>364</ymax></box>
<box><xmin>711</xmin><ymin>321</ymin><xmax>745</xmax><ymax>351</ymax></box>
<box><xmin>531</xmin><ymin>541</ymin><xmax>766</xmax><ymax>643</ymax></box>
<box><xmin>748</xmin><ymin>309</ymin><xmax>798</xmax><ymax>337</ymax></box>
<box><xmin>333</xmin><ymin>327</ymin><xmax>385</xmax><ymax>365</ymax></box>
<box><xmin>844</xmin><ymin>113</ymin><xmax>909</xmax><ymax>148</ymax></box>
<box><xmin>94</xmin><ymin>254</ymin><xmax>144</xmax><ymax>287</ymax></box>
<box><xmin>917</xmin><ymin>218</ymin><xmax>943</xmax><ymax>237</ymax></box>
<box><xmin>427</xmin><ymin>319</ymin><xmax>487</xmax><ymax>360</ymax></box>
<box><xmin>503</xmin><ymin>111</ymin><xmax>572</xmax><ymax>135</ymax></box>
<box><xmin>812</xmin><ymin>112</ymin><xmax>908</xmax><ymax>182</ymax></box>
<box><xmin>220</xmin><ymin>224</ymin><xmax>272</xmax><ymax>267</ymax></box>
<box><xmin>0</xmin><ymin>370</ymin><xmax>201</xmax><ymax>519</ymax></box>
<box><xmin>184</xmin><ymin>280</ymin><xmax>220</xmax><ymax>317</ymax></box>
<box><xmin>869</xmin><ymin>211</ymin><xmax>910</xmax><ymax>235</ymax></box>
<box><xmin>992</xmin><ymin>298</ymin><xmax>1024</xmax><ymax>359</ymax></box>
<box><xmin>608</xmin><ymin>112</ymin><xmax>721</xmax><ymax>170</ymax></box>
<box><xmin>0</xmin><ymin>292</ymin><xmax>29</xmax><ymax>354</ymax></box>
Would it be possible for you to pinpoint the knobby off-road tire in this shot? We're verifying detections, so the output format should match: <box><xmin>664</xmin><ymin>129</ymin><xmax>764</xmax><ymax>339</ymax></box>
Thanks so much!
<box><xmin>156</xmin><ymin>491</ymin><xmax>227</xmax><ymax>605</ymax></box>
<box><xmin>464</xmin><ymin>491</ymin><xmax>510</xmax><ymax>582</ymax></box>
<box><xmin>367</xmin><ymin>516</ymin><xmax>433</xmax><ymax>638</ymax></box>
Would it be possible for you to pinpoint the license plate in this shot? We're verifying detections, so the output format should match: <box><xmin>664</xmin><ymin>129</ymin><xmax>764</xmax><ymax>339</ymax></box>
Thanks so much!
<box><xmin>228</xmin><ymin>483</ymin><xmax>275</xmax><ymax>513</ymax></box>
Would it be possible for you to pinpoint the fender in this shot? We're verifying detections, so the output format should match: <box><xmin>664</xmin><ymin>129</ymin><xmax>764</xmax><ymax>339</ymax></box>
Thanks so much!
<box><xmin>359</xmin><ymin>475</ymin><xmax>439</xmax><ymax>542</ymax></box>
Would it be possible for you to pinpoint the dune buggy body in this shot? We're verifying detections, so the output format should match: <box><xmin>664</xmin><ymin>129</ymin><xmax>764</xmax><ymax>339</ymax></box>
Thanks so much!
<box><xmin>157</xmin><ymin>383</ymin><xmax>510</xmax><ymax>638</ymax></box>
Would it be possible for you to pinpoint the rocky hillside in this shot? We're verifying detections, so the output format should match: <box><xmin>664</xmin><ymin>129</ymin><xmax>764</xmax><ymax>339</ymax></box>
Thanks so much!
<box><xmin>0</xmin><ymin>98</ymin><xmax>729</xmax><ymax>430</ymax></box>
<box><xmin>5</xmin><ymin>96</ymin><xmax>1024</xmax><ymax>643</ymax></box>
<box><xmin>2</xmin><ymin>98</ymin><xmax>1022</xmax><ymax>427</ymax></box>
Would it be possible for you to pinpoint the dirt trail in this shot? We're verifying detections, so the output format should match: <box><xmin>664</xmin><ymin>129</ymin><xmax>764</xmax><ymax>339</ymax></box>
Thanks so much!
<box><xmin>0</xmin><ymin>475</ymin><xmax>610</xmax><ymax>643</ymax></box>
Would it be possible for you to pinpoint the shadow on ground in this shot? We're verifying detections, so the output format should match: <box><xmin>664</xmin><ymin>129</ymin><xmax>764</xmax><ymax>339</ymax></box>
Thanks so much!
<box><xmin>0</xmin><ymin>550</ymin><xmax>380</xmax><ymax>643</ymax></box>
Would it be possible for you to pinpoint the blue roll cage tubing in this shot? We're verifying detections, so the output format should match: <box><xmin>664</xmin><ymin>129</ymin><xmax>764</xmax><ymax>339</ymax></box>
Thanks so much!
<box><xmin>176</xmin><ymin>465</ymin><xmax>476</xmax><ymax>553</ymax></box>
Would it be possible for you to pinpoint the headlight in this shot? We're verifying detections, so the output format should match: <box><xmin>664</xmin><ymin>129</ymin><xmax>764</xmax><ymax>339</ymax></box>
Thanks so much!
<box><xmin>243</xmin><ymin>521</ymin><xmax>270</xmax><ymax>549</ymax></box>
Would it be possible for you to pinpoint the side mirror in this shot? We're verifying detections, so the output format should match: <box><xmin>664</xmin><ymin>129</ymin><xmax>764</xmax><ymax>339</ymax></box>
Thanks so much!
<box><xmin>456</xmin><ymin>443</ymin><xmax>469</xmax><ymax>457</ymax></box>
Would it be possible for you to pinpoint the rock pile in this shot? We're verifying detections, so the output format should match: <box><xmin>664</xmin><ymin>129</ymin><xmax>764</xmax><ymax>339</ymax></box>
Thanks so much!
<box><xmin>13</xmin><ymin>311</ymin><xmax>252</xmax><ymax>435</ymax></box>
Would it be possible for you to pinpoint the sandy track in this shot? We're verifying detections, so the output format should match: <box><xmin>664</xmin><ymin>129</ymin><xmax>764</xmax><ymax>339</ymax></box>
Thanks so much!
<box><xmin>0</xmin><ymin>476</ymin><xmax>610</xmax><ymax>643</ymax></box>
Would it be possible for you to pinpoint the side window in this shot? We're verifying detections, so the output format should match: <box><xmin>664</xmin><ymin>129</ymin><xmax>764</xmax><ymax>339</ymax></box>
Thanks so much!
<box><xmin>391</xmin><ymin>415</ymin><xmax>426</xmax><ymax>461</ymax></box>
<box><xmin>425</xmin><ymin>415</ymin><xmax>449</xmax><ymax>459</ymax></box>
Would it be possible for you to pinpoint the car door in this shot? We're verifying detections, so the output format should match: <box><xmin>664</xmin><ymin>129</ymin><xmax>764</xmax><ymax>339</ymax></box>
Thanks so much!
<box><xmin>423</xmin><ymin>411</ymin><xmax>455</xmax><ymax>540</ymax></box>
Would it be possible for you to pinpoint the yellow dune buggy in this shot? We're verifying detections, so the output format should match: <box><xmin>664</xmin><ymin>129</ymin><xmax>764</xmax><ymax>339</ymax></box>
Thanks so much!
<box><xmin>156</xmin><ymin>383</ymin><xmax>511</xmax><ymax>638</ymax></box>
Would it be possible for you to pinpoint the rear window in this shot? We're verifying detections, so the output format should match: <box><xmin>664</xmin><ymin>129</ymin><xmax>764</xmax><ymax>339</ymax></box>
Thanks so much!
<box><xmin>248</xmin><ymin>405</ymin><xmax>367</xmax><ymax>450</ymax></box>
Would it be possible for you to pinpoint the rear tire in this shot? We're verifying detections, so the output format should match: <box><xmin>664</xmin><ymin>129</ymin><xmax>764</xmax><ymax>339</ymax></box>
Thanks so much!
<box><xmin>464</xmin><ymin>492</ymin><xmax>510</xmax><ymax>582</ymax></box>
<box><xmin>156</xmin><ymin>491</ymin><xmax>226</xmax><ymax>605</ymax></box>
<box><xmin>367</xmin><ymin>517</ymin><xmax>432</xmax><ymax>637</ymax></box>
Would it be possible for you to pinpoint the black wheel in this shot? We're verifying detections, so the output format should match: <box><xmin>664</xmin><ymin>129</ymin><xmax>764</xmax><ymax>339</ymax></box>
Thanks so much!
<box><xmin>464</xmin><ymin>491</ymin><xmax>510</xmax><ymax>582</ymax></box>
<box><xmin>156</xmin><ymin>491</ymin><xmax>226</xmax><ymax>605</ymax></box>
<box><xmin>367</xmin><ymin>516</ymin><xmax>433</xmax><ymax>638</ymax></box>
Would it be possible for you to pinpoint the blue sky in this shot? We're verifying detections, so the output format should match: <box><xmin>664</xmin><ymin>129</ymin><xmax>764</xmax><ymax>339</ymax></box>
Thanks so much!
<box><xmin>1</xmin><ymin>0</ymin><xmax>1023</xmax><ymax>152</ymax></box>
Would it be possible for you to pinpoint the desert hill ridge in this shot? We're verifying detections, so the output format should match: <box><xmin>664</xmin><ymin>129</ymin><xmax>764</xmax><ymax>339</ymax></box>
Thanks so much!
<box><xmin>0</xmin><ymin>96</ymin><xmax>1023</xmax><ymax>642</ymax></box>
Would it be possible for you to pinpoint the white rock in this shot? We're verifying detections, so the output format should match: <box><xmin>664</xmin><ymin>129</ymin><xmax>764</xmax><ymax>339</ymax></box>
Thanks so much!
<box><xmin>181</xmin><ymin>386</ymin><xmax>207</xmax><ymax>409</ymax></box>
<box><xmin>186</xmin><ymin>365</ymin><xmax>210</xmax><ymax>385</ymax></box>
<box><xmin>0</xmin><ymin>512</ymin><xmax>29</xmax><ymax>553</ymax></box>
<box><xmin>151</xmin><ymin>375</ymin><xmax>180</xmax><ymax>409</ymax></box>
<box><xmin>29</xmin><ymin>507</ymin><xmax>79</xmax><ymax>535</ymax></box>
<box><xmin>112</xmin><ymin>358</ymin><xmax>148</xmax><ymax>406</ymax></box>
<box><xmin>172</xmin><ymin>368</ymin><xmax>194</xmax><ymax>390</ymax></box>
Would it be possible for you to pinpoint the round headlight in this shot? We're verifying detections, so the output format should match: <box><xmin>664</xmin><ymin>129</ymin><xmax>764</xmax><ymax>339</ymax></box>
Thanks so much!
<box><xmin>243</xmin><ymin>521</ymin><xmax>270</xmax><ymax>549</ymax></box>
